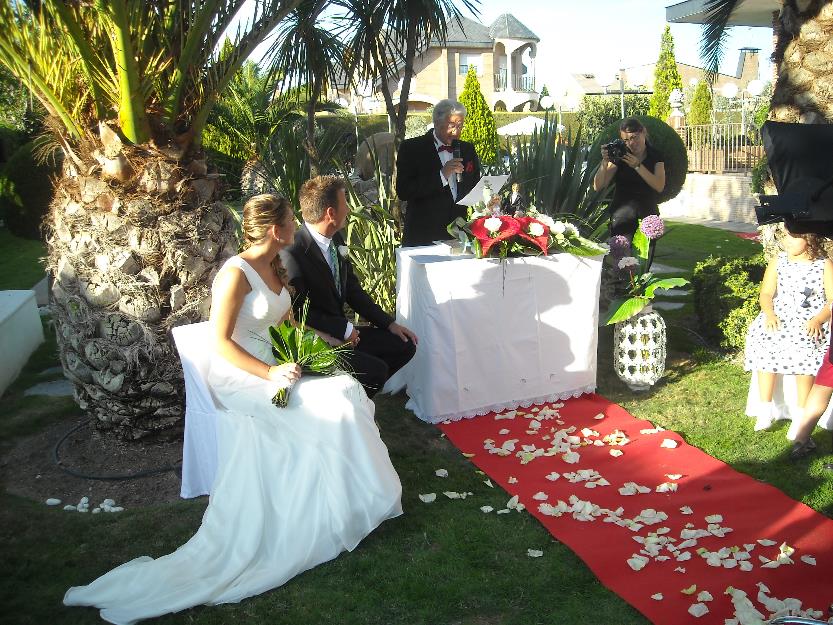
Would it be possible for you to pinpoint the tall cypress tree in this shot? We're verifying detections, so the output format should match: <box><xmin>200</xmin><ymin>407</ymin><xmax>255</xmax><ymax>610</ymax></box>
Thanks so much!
<box><xmin>688</xmin><ymin>79</ymin><xmax>713</xmax><ymax>126</ymax></box>
<box><xmin>649</xmin><ymin>25</ymin><xmax>684</xmax><ymax>121</ymax></box>
<box><xmin>459</xmin><ymin>67</ymin><xmax>499</xmax><ymax>164</ymax></box>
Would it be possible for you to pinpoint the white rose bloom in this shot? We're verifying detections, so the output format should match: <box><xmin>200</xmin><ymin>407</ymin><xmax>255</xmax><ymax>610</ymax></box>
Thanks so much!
<box><xmin>551</xmin><ymin>221</ymin><xmax>567</xmax><ymax>234</ymax></box>
<box><xmin>484</xmin><ymin>216</ymin><xmax>503</xmax><ymax>233</ymax></box>
<box><xmin>528</xmin><ymin>222</ymin><xmax>545</xmax><ymax>237</ymax></box>
<box><xmin>617</xmin><ymin>256</ymin><xmax>638</xmax><ymax>269</ymax></box>
<box><xmin>564</xmin><ymin>223</ymin><xmax>579</xmax><ymax>237</ymax></box>
<box><xmin>537</xmin><ymin>214</ymin><xmax>556</xmax><ymax>229</ymax></box>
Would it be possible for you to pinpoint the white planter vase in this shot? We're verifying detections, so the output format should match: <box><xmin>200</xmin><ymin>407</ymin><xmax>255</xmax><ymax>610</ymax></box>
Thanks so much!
<box><xmin>613</xmin><ymin>306</ymin><xmax>667</xmax><ymax>392</ymax></box>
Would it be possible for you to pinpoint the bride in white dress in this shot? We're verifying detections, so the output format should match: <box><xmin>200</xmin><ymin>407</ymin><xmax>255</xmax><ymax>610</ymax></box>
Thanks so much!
<box><xmin>64</xmin><ymin>194</ymin><xmax>403</xmax><ymax>624</ymax></box>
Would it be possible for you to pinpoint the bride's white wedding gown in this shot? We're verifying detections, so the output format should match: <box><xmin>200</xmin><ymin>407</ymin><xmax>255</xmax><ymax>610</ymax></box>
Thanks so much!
<box><xmin>64</xmin><ymin>256</ymin><xmax>403</xmax><ymax>624</ymax></box>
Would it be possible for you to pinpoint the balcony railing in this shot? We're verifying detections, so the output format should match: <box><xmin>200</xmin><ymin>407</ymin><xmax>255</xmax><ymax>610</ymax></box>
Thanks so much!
<box><xmin>678</xmin><ymin>122</ymin><xmax>763</xmax><ymax>173</ymax></box>
<box><xmin>493</xmin><ymin>73</ymin><xmax>536</xmax><ymax>92</ymax></box>
<box><xmin>494</xmin><ymin>71</ymin><xmax>506</xmax><ymax>91</ymax></box>
<box><xmin>513</xmin><ymin>74</ymin><xmax>535</xmax><ymax>92</ymax></box>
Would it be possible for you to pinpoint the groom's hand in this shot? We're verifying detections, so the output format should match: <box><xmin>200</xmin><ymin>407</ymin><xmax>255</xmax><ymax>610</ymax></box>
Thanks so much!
<box><xmin>388</xmin><ymin>322</ymin><xmax>418</xmax><ymax>345</ymax></box>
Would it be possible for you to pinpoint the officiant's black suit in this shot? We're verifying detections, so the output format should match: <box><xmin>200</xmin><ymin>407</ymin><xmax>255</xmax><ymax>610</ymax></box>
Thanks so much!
<box><xmin>281</xmin><ymin>224</ymin><xmax>415</xmax><ymax>397</ymax></box>
<box><xmin>396</xmin><ymin>131</ymin><xmax>481</xmax><ymax>247</ymax></box>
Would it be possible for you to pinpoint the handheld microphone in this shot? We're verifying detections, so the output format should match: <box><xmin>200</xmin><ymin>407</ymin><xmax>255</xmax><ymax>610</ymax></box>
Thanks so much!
<box><xmin>452</xmin><ymin>139</ymin><xmax>462</xmax><ymax>183</ymax></box>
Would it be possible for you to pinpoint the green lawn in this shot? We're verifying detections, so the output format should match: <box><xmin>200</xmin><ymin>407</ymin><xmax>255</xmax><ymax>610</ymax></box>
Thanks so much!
<box><xmin>0</xmin><ymin>228</ymin><xmax>46</xmax><ymax>290</ymax></box>
<box><xmin>2</xmin><ymin>221</ymin><xmax>831</xmax><ymax>625</ymax></box>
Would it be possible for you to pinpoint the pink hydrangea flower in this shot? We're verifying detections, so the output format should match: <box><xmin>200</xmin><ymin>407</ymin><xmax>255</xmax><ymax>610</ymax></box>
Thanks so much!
<box><xmin>640</xmin><ymin>215</ymin><xmax>665</xmax><ymax>240</ymax></box>
<box><xmin>608</xmin><ymin>235</ymin><xmax>631</xmax><ymax>258</ymax></box>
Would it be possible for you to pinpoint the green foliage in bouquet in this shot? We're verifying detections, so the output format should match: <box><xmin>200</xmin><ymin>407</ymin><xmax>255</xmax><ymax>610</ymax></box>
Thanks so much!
<box><xmin>602</xmin><ymin>219</ymin><xmax>689</xmax><ymax>325</ymax></box>
<box><xmin>268</xmin><ymin>301</ymin><xmax>349</xmax><ymax>407</ymax></box>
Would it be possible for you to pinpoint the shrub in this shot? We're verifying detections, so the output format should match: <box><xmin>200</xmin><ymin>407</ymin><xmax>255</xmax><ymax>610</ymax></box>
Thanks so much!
<box><xmin>0</xmin><ymin>141</ymin><xmax>60</xmax><ymax>239</ymax></box>
<box><xmin>649</xmin><ymin>26</ymin><xmax>684</xmax><ymax>121</ymax></box>
<box><xmin>588</xmin><ymin>115</ymin><xmax>688</xmax><ymax>203</ymax></box>
<box><xmin>688</xmin><ymin>79</ymin><xmax>712</xmax><ymax>126</ymax></box>
<box><xmin>459</xmin><ymin>67</ymin><xmax>500</xmax><ymax>165</ymax></box>
<box><xmin>692</xmin><ymin>253</ymin><xmax>767</xmax><ymax>350</ymax></box>
<box><xmin>0</xmin><ymin>124</ymin><xmax>25</xmax><ymax>165</ymax></box>
<box><xmin>576</xmin><ymin>95</ymin><xmax>650</xmax><ymax>142</ymax></box>
<box><xmin>750</xmin><ymin>155</ymin><xmax>769</xmax><ymax>194</ymax></box>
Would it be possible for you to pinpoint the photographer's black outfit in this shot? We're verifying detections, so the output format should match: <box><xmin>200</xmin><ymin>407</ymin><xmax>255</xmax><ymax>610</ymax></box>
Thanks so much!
<box><xmin>609</xmin><ymin>144</ymin><xmax>663</xmax><ymax>238</ymax></box>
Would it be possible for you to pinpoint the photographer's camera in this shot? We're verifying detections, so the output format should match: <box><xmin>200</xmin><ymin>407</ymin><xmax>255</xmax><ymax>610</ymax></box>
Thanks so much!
<box><xmin>604</xmin><ymin>138</ymin><xmax>629</xmax><ymax>162</ymax></box>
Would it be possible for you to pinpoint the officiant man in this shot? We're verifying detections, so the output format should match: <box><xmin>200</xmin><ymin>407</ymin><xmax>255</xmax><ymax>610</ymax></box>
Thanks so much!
<box><xmin>281</xmin><ymin>175</ymin><xmax>417</xmax><ymax>398</ymax></box>
<box><xmin>396</xmin><ymin>99</ymin><xmax>481</xmax><ymax>247</ymax></box>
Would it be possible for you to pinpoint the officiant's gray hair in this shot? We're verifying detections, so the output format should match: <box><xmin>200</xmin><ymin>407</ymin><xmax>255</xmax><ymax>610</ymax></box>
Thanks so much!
<box><xmin>432</xmin><ymin>99</ymin><xmax>466</xmax><ymax>127</ymax></box>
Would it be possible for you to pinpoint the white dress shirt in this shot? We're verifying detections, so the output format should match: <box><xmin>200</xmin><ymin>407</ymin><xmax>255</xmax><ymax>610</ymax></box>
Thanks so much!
<box><xmin>434</xmin><ymin>131</ymin><xmax>458</xmax><ymax>201</ymax></box>
<box><xmin>304</xmin><ymin>223</ymin><xmax>353</xmax><ymax>341</ymax></box>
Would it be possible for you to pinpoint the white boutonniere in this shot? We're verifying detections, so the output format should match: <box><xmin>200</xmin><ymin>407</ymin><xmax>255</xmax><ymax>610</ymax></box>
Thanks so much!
<box><xmin>338</xmin><ymin>245</ymin><xmax>349</xmax><ymax>259</ymax></box>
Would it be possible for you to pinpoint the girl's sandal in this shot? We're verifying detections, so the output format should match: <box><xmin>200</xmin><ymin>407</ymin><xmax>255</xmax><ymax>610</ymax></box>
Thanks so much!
<box><xmin>789</xmin><ymin>438</ymin><xmax>817</xmax><ymax>461</ymax></box>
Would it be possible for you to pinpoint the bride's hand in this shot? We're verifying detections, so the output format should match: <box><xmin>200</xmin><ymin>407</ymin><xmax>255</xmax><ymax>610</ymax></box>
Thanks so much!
<box><xmin>267</xmin><ymin>363</ymin><xmax>301</xmax><ymax>387</ymax></box>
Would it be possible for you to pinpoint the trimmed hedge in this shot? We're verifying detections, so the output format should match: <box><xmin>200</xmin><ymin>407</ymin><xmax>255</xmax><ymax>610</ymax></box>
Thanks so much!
<box><xmin>588</xmin><ymin>115</ymin><xmax>688</xmax><ymax>204</ymax></box>
<box><xmin>692</xmin><ymin>253</ymin><xmax>767</xmax><ymax>350</ymax></box>
<box><xmin>0</xmin><ymin>141</ymin><xmax>60</xmax><ymax>239</ymax></box>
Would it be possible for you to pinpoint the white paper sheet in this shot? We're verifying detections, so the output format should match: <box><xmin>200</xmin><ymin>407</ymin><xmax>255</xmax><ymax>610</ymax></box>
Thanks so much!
<box><xmin>457</xmin><ymin>174</ymin><xmax>509</xmax><ymax>206</ymax></box>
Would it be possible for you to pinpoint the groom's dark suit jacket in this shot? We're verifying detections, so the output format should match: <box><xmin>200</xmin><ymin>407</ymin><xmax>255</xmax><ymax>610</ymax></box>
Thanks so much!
<box><xmin>280</xmin><ymin>224</ymin><xmax>393</xmax><ymax>339</ymax></box>
<box><xmin>396</xmin><ymin>131</ymin><xmax>481</xmax><ymax>247</ymax></box>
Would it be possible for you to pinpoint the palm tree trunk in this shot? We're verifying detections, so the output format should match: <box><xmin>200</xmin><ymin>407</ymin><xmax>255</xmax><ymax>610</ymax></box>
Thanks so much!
<box><xmin>769</xmin><ymin>1</ymin><xmax>833</xmax><ymax>123</ymax></box>
<box><xmin>46</xmin><ymin>129</ymin><xmax>239</xmax><ymax>439</ymax></box>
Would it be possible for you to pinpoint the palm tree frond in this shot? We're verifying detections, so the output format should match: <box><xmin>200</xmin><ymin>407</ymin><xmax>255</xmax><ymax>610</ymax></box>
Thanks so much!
<box><xmin>700</xmin><ymin>0</ymin><xmax>742</xmax><ymax>83</ymax></box>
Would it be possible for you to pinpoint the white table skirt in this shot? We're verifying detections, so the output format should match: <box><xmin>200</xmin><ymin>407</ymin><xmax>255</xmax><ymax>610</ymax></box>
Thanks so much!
<box><xmin>384</xmin><ymin>245</ymin><xmax>604</xmax><ymax>423</ymax></box>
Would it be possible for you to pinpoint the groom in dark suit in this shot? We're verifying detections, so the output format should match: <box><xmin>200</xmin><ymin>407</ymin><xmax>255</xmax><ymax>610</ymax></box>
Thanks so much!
<box><xmin>281</xmin><ymin>175</ymin><xmax>417</xmax><ymax>398</ymax></box>
<box><xmin>396</xmin><ymin>99</ymin><xmax>481</xmax><ymax>247</ymax></box>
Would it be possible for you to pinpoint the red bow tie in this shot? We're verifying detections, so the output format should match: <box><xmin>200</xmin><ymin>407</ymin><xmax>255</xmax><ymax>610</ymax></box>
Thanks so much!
<box><xmin>438</xmin><ymin>144</ymin><xmax>454</xmax><ymax>153</ymax></box>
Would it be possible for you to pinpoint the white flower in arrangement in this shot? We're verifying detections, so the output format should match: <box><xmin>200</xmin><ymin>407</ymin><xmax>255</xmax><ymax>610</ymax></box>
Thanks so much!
<box><xmin>528</xmin><ymin>222</ymin><xmax>545</xmax><ymax>237</ymax></box>
<box><xmin>551</xmin><ymin>221</ymin><xmax>567</xmax><ymax>235</ymax></box>
<box><xmin>617</xmin><ymin>256</ymin><xmax>639</xmax><ymax>269</ymax></box>
<box><xmin>564</xmin><ymin>222</ymin><xmax>579</xmax><ymax>237</ymax></box>
<box><xmin>338</xmin><ymin>245</ymin><xmax>349</xmax><ymax>258</ymax></box>
<box><xmin>536</xmin><ymin>213</ymin><xmax>556</xmax><ymax>229</ymax></box>
<box><xmin>484</xmin><ymin>216</ymin><xmax>503</xmax><ymax>233</ymax></box>
<box><xmin>481</xmin><ymin>183</ymin><xmax>493</xmax><ymax>204</ymax></box>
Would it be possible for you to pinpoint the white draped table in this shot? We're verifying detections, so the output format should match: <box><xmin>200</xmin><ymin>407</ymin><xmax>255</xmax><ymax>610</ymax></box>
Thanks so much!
<box><xmin>383</xmin><ymin>245</ymin><xmax>605</xmax><ymax>423</ymax></box>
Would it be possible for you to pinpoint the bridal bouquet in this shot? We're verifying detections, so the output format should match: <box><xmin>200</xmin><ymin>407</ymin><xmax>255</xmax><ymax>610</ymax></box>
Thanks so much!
<box><xmin>268</xmin><ymin>301</ymin><xmax>349</xmax><ymax>407</ymax></box>
<box><xmin>602</xmin><ymin>216</ymin><xmax>689</xmax><ymax>324</ymax></box>
<box><xmin>447</xmin><ymin>184</ymin><xmax>605</xmax><ymax>260</ymax></box>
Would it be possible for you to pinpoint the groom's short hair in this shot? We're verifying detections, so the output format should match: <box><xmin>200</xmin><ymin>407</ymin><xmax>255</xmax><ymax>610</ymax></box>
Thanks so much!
<box><xmin>299</xmin><ymin>175</ymin><xmax>347</xmax><ymax>223</ymax></box>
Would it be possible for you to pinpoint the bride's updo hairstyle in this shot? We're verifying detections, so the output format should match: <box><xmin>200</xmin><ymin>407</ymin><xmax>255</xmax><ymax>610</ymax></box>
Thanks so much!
<box><xmin>241</xmin><ymin>194</ymin><xmax>293</xmax><ymax>290</ymax></box>
<box><xmin>241</xmin><ymin>194</ymin><xmax>293</xmax><ymax>248</ymax></box>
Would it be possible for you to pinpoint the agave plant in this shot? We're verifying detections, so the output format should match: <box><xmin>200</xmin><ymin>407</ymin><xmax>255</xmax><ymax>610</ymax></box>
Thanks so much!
<box><xmin>342</xmin><ymin>147</ymin><xmax>401</xmax><ymax>315</ymax></box>
<box><xmin>0</xmin><ymin>1</ymin><xmax>302</xmax><ymax>438</ymax></box>
<box><xmin>507</xmin><ymin>114</ymin><xmax>611</xmax><ymax>238</ymax></box>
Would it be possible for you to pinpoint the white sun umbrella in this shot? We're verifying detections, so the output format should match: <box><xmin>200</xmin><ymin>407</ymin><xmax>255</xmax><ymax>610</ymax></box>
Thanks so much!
<box><xmin>497</xmin><ymin>115</ymin><xmax>546</xmax><ymax>136</ymax></box>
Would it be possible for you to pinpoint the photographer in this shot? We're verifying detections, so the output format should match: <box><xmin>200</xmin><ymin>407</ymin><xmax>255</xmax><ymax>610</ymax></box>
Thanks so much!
<box><xmin>593</xmin><ymin>118</ymin><xmax>666</xmax><ymax>242</ymax></box>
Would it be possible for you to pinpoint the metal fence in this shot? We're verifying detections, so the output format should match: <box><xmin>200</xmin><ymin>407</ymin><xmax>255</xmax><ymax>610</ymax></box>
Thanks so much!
<box><xmin>677</xmin><ymin>122</ymin><xmax>764</xmax><ymax>173</ymax></box>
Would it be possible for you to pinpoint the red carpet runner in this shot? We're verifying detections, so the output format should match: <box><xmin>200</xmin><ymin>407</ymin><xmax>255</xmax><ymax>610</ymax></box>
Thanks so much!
<box><xmin>438</xmin><ymin>394</ymin><xmax>833</xmax><ymax>624</ymax></box>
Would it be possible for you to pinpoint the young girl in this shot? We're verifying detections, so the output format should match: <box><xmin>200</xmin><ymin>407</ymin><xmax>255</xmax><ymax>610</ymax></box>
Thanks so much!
<box><xmin>744</xmin><ymin>228</ymin><xmax>833</xmax><ymax>432</ymax></box>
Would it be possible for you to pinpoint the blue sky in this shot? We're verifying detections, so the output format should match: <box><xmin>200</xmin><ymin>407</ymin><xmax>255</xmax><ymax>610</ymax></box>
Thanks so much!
<box><xmin>471</xmin><ymin>0</ymin><xmax>774</xmax><ymax>94</ymax></box>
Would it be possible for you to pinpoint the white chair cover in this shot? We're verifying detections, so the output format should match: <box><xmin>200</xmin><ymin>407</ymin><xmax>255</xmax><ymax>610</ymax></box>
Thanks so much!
<box><xmin>172</xmin><ymin>322</ymin><xmax>219</xmax><ymax>499</ymax></box>
<box><xmin>746</xmin><ymin>373</ymin><xmax>833</xmax><ymax>430</ymax></box>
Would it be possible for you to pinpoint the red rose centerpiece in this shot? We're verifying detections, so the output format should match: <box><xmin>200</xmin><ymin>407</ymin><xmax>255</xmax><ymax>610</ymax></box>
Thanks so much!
<box><xmin>470</xmin><ymin>214</ymin><xmax>521</xmax><ymax>257</ymax></box>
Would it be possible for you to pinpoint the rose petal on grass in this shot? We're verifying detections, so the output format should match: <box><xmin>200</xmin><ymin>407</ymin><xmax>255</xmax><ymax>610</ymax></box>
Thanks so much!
<box><xmin>497</xmin><ymin>509</ymin><xmax>510</xmax><ymax>514</ymax></box>
<box><xmin>480</xmin><ymin>506</ymin><xmax>494</xmax><ymax>513</ymax></box>
<box><xmin>462</xmin><ymin>453</ymin><xmax>475</xmax><ymax>458</ymax></box>
<box><xmin>434</xmin><ymin>469</ymin><xmax>448</xmax><ymax>478</ymax></box>
<box><xmin>660</xmin><ymin>438</ymin><xmax>679</xmax><ymax>449</ymax></box>
<box><xmin>419</xmin><ymin>493</ymin><xmax>436</xmax><ymax>503</ymax></box>
<box><xmin>527</xmin><ymin>549</ymin><xmax>543</xmax><ymax>558</ymax></box>
<box><xmin>443</xmin><ymin>491</ymin><xmax>461</xmax><ymax>499</ymax></box>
